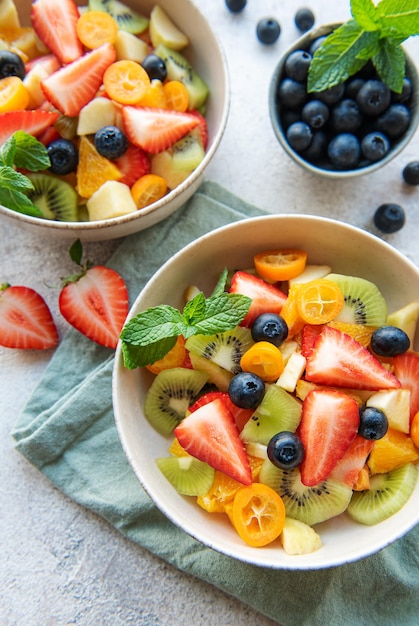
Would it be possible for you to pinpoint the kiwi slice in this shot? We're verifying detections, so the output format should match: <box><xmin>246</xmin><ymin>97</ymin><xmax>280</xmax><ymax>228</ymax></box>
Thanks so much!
<box><xmin>151</xmin><ymin>130</ymin><xmax>205</xmax><ymax>189</ymax></box>
<box><xmin>88</xmin><ymin>0</ymin><xmax>149</xmax><ymax>34</ymax></box>
<box><xmin>185</xmin><ymin>327</ymin><xmax>254</xmax><ymax>375</ymax></box>
<box><xmin>347</xmin><ymin>463</ymin><xmax>418</xmax><ymax>525</ymax></box>
<box><xmin>188</xmin><ymin>351</ymin><xmax>233</xmax><ymax>392</ymax></box>
<box><xmin>156</xmin><ymin>456</ymin><xmax>214</xmax><ymax>496</ymax></box>
<box><xmin>326</xmin><ymin>273</ymin><xmax>388</xmax><ymax>326</ymax></box>
<box><xmin>154</xmin><ymin>43</ymin><xmax>209</xmax><ymax>110</ymax></box>
<box><xmin>240</xmin><ymin>385</ymin><xmax>302</xmax><ymax>446</ymax></box>
<box><xmin>259</xmin><ymin>461</ymin><xmax>353</xmax><ymax>526</ymax></box>
<box><xmin>144</xmin><ymin>367</ymin><xmax>208</xmax><ymax>437</ymax></box>
<box><xmin>26</xmin><ymin>173</ymin><xmax>78</xmax><ymax>221</ymax></box>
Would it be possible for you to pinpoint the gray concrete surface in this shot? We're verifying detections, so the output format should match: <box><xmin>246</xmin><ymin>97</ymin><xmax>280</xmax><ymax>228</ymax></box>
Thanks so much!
<box><xmin>2</xmin><ymin>1</ymin><xmax>418</xmax><ymax>624</ymax></box>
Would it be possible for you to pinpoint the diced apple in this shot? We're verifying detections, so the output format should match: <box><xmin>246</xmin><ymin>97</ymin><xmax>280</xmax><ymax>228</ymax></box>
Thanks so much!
<box><xmin>149</xmin><ymin>5</ymin><xmax>189</xmax><ymax>50</ymax></box>
<box><xmin>114</xmin><ymin>30</ymin><xmax>149</xmax><ymax>63</ymax></box>
<box><xmin>77</xmin><ymin>97</ymin><xmax>120</xmax><ymax>135</ymax></box>
<box><xmin>279</xmin><ymin>340</ymin><xmax>299</xmax><ymax>364</ymax></box>
<box><xmin>289</xmin><ymin>264</ymin><xmax>332</xmax><ymax>285</ymax></box>
<box><xmin>276</xmin><ymin>352</ymin><xmax>306</xmax><ymax>392</ymax></box>
<box><xmin>24</xmin><ymin>56</ymin><xmax>60</xmax><ymax>108</ymax></box>
<box><xmin>86</xmin><ymin>180</ymin><xmax>138</xmax><ymax>221</ymax></box>
<box><xmin>366</xmin><ymin>388</ymin><xmax>411</xmax><ymax>434</ymax></box>
<box><xmin>387</xmin><ymin>301</ymin><xmax>419</xmax><ymax>348</ymax></box>
<box><xmin>280</xmin><ymin>517</ymin><xmax>322</xmax><ymax>555</ymax></box>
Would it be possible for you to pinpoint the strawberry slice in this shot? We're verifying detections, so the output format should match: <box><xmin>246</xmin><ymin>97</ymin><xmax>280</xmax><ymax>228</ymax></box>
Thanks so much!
<box><xmin>174</xmin><ymin>398</ymin><xmax>252</xmax><ymax>485</ymax></box>
<box><xmin>229</xmin><ymin>271</ymin><xmax>287</xmax><ymax>327</ymax></box>
<box><xmin>298</xmin><ymin>389</ymin><xmax>360</xmax><ymax>486</ymax></box>
<box><xmin>189</xmin><ymin>110</ymin><xmax>208</xmax><ymax>149</ymax></box>
<box><xmin>393</xmin><ymin>352</ymin><xmax>419</xmax><ymax>422</ymax></box>
<box><xmin>0</xmin><ymin>110</ymin><xmax>60</xmax><ymax>145</ymax></box>
<box><xmin>41</xmin><ymin>43</ymin><xmax>116</xmax><ymax>117</ymax></box>
<box><xmin>189</xmin><ymin>391</ymin><xmax>253</xmax><ymax>432</ymax></box>
<box><xmin>31</xmin><ymin>0</ymin><xmax>83</xmax><ymax>65</ymax></box>
<box><xmin>114</xmin><ymin>145</ymin><xmax>151</xmax><ymax>187</ymax></box>
<box><xmin>0</xmin><ymin>284</ymin><xmax>58</xmax><ymax>350</ymax></box>
<box><xmin>122</xmin><ymin>106</ymin><xmax>200</xmax><ymax>154</ymax></box>
<box><xmin>329</xmin><ymin>435</ymin><xmax>374</xmax><ymax>487</ymax></box>
<box><xmin>301</xmin><ymin>323</ymin><xmax>324</xmax><ymax>358</ymax></box>
<box><xmin>59</xmin><ymin>266</ymin><xmax>129</xmax><ymax>349</ymax></box>
<box><xmin>305</xmin><ymin>326</ymin><xmax>401</xmax><ymax>390</ymax></box>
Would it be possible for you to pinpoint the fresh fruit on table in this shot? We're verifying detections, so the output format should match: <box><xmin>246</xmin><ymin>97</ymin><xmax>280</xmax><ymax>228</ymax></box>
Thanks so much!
<box><xmin>373</xmin><ymin>203</ymin><xmax>406</xmax><ymax>234</ymax></box>
<box><xmin>256</xmin><ymin>18</ymin><xmax>281</xmax><ymax>45</ymax></box>
<box><xmin>225</xmin><ymin>0</ymin><xmax>247</xmax><ymax>13</ymax></box>
<box><xmin>403</xmin><ymin>161</ymin><xmax>419</xmax><ymax>186</ymax></box>
<box><xmin>294</xmin><ymin>8</ymin><xmax>315</xmax><ymax>33</ymax></box>
<box><xmin>0</xmin><ymin>283</ymin><xmax>58</xmax><ymax>349</ymax></box>
<box><xmin>58</xmin><ymin>239</ymin><xmax>129</xmax><ymax>349</ymax></box>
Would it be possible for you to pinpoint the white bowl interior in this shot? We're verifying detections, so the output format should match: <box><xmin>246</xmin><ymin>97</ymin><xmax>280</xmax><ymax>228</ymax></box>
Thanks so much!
<box><xmin>2</xmin><ymin>0</ymin><xmax>229</xmax><ymax>240</ymax></box>
<box><xmin>113</xmin><ymin>215</ymin><xmax>419</xmax><ymax>570</ymax></box>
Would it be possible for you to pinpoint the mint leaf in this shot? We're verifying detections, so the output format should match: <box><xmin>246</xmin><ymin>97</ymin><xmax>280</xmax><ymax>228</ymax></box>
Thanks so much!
<box><xmin>351</xmin><ymin>0</ymin><xmax>380</xmax><ymax>30</ymax></box>
<box><xmin>12</xmin><ymin>131</ymin><xmax>51</xmax><ymax>171</ymax></box>
<box><xmin>120</xmin><ymin>305</ymin><xmax>187</xmax><ymax>347</ymax></box>
<box><xmin>372</xmin><ymin>37</ymin><xmax>406</xmax><ymax>91</ymax></box>
<box><xmin>211</xmin><ymin>268</ymin><xmax>229</xmax><ymax>297</ymax></box>
<box><xmin>121</xmin><ymin>335</ymin><xmax>178</xmax><ymax>370</ymax></box>
<box><xmin>0</xmin><ymin>135</ymin><xmax>16</xmax><ymax>167</ymax></box>
<box><xmin>377</xmin><ymin>0</ymin><xmax>419</xmax><ymax>38</ymax></box>
<box><xmin>0</xmin><ymin>185</ymin><xmax>42</xmax><ymax>217</ymax></box>
<box><xmin>0</xmin><ymin>165</ymin><xmax>34</xmax><ymax>192</ymax></box>
<box><xmin>182</xmin><ymin>291</ymin><xmax>206</xmax><ymax>326</ymax></box>
<box><xmin>193</xmin><ymin>292</ymin><xmax>252</xmax><ymax>335</ymax></box>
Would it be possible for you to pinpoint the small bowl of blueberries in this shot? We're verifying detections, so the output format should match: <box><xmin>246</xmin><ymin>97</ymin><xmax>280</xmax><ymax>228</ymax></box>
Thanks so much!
<box><xmin>269</xmin><ymin>19</ymin><xmax>419</xmax><ymax>178</ymax></box>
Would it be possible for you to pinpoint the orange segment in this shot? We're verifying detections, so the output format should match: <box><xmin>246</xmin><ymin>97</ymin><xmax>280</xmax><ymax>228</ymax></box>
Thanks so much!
<box><xmin>197</xmin><ymin>470</ymin><xmax>242</xmax><ymax>513</ymax></box>
<box><xmin>240</xmin><ymin>341</ymin><xmax>284</xmax><ymax>382</ymax></box>
<box><xmin>352</xmin><ymin>465</ymin><xmax>370</xmax><ymax>491</ymax></box>
<box><xmin>168</xmin><ymin>436</ymin><xmax>191</xmax><ymax>458</ymax></box>
<box><xmin>297</xmin><ymin>279</ymin><xmax>344</xmax><ymax>325</ymax></box>
<box><xmin>367</xmin><ymin>428</ymin><xmax>419</xmax><ymax>474</ymax></box>
<box><xmin>328</xmin><ymin>320</ymin><xmax>377</xmax><ymax>347</ymax></box>
<box><xmin>137</xmin><ymin>79</ymin><xmax>167</xmax><ymax>108</ymax></box>
<box><xmin>0</xmin><ymin>76</ymin><xmax>29</xmax><ymax>112</ymax></box>
<box><xmin>279</xmin><ymin>284</ymin><xmax>305</xmax><ymax>338</ymax></box>
<box><xmin>76</xmin><ymin>11</ymin><xmax>118</xmax><ymax>49</ymax></box>
<box><xmin>103</xmin><ymin>60</ymin><xmax>150</xmax><ymax>104</ymax></box>
<box><xmin>410</xmin><ymin>411</ymin><xmax>419</xmax><ymax>448</ymax></box>
<box><xmin>131</xmin><ymin>173</ymin><xmax>168</xmax><ymax>209</ymax></box>
<box><xmin>146</xmin><ymin>335</ymin><xmax>186</xmax><ymax>374</ymax></box>
<box><xmin>254</xmin><ymin>249</ymin><xmax>307</xmax><ymax>282</ymax></box>
<box><xmin>163</xmin><ymin>80</ymin><xmax>189</xmax><ymax>112</ymax></box>
<box><xmin>77</xmin><ymin>136</ymin><xmax>122</xmax><ymax>198</ymax></box>
<box><xmin>231</xmin><ymin>483</ymin><xmax>286</xmax><ymax>547</ymax></box>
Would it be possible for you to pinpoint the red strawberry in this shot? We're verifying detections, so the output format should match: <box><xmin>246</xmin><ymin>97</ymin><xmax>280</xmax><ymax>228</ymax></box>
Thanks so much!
<box><xmin>174</xmin><ymin>398</ymin><xmax>252</xmax><ymax>485</ymax></box>
<box><xmin>122</xmin><ymin>106</ymin><xmax>200</xmax><ymax>154</ymax></box>
<box><xmin>31</xmin><ymin>0</ymin><xmax>83</xmax><ymax>65</ymax></box>
<box><xmin>298</xmin><ymin>389</ymin><xmax>360</xmax><ymax>486</ymax></box>
<box><xmin>329</xmin><ymin>435</ymin><xmax>374</xmax><ymax>487</ymax></box>
<box><xmin>189</xmin><ymin>391</ymin><xmax>253</xmax><ymax>432</ymax></box>
<box><xmin>37</xmin><ymin>125</ymin><xmax>61</xmax><ymax>146</ymax></box>
<box><xmin>0</xmin><ymin>110</ymin><xmax>60</xmax><ymax>145</ymax></box>
<box><xmin>301</xmin><ymin>323</ymin><xmax>324</xmax><ymax>358</ymax></box>
<box><xmin>114</xmin><ymin>145</ymin><xmax>151</xmax><ymax>187</ymax></box>
<box><xmin>41</xmin><ymin>43</ymin><xmax>116</xmax><ymax>117</ymax></box>
<box><xmin>305</xmin><ymin>326</ymin><xmax>401</xmax><ymax>390</ymax></box>
<box><xmin>0</xmin><ymin>284</ymin><xmax>58</xmax><ymax>350</ymax></box>
<box><xmin>25</xmin><ymin>53</ymin><xmax>60</xmax><ymax>75</ymax></box>
<box><xmin>393</xmin><ymin>352</ymin><xmax>419</xmax><ymax>422</ymax></box>
<box><xmin>229</xmin><ymin>271</ymin><xmax>287</xmax><ymax>327</ymax></box>
<box><xmin>188</xmin><ymin>110</ymin><xmax>208</xmax><ymax>149</ymax></box>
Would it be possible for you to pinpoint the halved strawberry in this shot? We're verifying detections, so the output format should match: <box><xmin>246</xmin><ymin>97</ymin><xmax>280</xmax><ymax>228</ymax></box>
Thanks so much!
<box><xmin>189</xmin><ymin>391</ymin><xmax>253</xmax><ymax>432</ymax></box>
<box><xmin>174</xmin><ymin>398</ymin><xmax>252</xmax><ymax>485</ymax></box>
<box><xmin>114</xmin><ymin>144</ymin><xmax>151</xmax><ymax>187</ymax></box>
<box><xmin>329</xmin><ymin>435</ymin><xmax>374</xmax><ymax>487</ymax></box>
<box><xmin>229</xmin><ymin>271</ymin><xmax>287</xmax><ymax>327</ymax></box>
<box><xmin>188</xmin><ymin>110</ymin><xmax>208</xmax><ymax>149</ymax></box>
<box><xmin>298</xmin><ymin>389</ymin><xmax>360</xmax><ymax>486</ymax></box>
<box><xmin>0</xmin><ymin>110</ymin><xmax>60</xmax><ymax>145</ymax></box>
<box><xmin>305</xmin><ymin>326</ymin><xmax>401</xmax><ymax>390</ymax></box>
<box><xmin>41</xmin><ymin>43</ymin><xmax>116</xmax><ymax>117</ymax></box>
<box><xmin>37</xmin><ymin>126</ymin><xmax>61</xmax><ymax>146</ymax></box>
<box><xmin>31</xmin><ymin>0</ymin><xmax>83</xmax><ymax>65</ymax></box>
<box><xmin>122</xmin><ymin>106</ymin><xmax>200</xmax><ymax>154</ymax></box>
<box><xmin>301</xmin><ymin>324</ymin><xmax>324</xmax><ymax>358</ymax></box>
<box><xmin>393</xmin><ymin>351</ymin><xmax>419</xmax><ymax>422</ymax></box>
<box><xmin>0</xmin><ymin>284</ymin><xmax>58</xmax><ymax>350</ymax></box>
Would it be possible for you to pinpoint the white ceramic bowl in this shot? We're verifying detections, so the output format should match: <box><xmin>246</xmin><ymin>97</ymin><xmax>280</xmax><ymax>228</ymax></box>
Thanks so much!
<box><xmin>0</xmin><ymin>0</ymin><xmax>229</xmax><ymax>241</ymax></box>
<box><xmin>113</xmin><ymin>215</ymin><xmax>419</xmax><ymax>569</ymax></box>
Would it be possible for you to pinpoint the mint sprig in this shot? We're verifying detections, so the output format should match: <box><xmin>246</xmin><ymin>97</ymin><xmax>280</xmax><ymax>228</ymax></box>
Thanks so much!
<box><xmin>0</xmin><ymin>131</ymin><xmax>51</xmax><ymax>217</ymax></box>
<box><xmin>120</xmin><ymin>271</ymin><xmax>251</xmax><ymax>369</ymax></box>
<box><xmin>308</xmin><ymin>0</ymin><xmax>419</xmax><ymax>93</ymax></box>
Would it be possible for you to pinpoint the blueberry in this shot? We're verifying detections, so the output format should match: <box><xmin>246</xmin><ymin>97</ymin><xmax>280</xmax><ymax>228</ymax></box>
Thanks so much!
<box><xmin>316</xmin><ymin>83</ymin><xmax>345</xmax><ymax>105</ymax></box>
<box><xmin>375</xmin><ymin>103</ymin><xmax>411</xmax><ymax>139</ymax></box>
<box><xmin>251</xmin><ymin>313</ymin><xmax>288</xmax><ymax>346</ymax></box>
<box><xmin>371</xmin><ymin>326</ymin><xmax>410</xmax><ymax>357</ymax></box>
<box><xmin>327</xmin><ymin>133</ymin><xmax>360</xmax><ymax>169</ymax></box>
<box><xmin>256</xmin><ymin>17</ymin><xmax>281</xmax><ymax>44</ymax></box>
<box><xmin>267</xmin><ymin>431</ymin><xmax>305</xmax><ymax>470</ymax></box>
<box><xmin>392</xmin><ymin>78</ymin><xmax>412</xmax><ymax>103</ymax></box>
<box><xmin>301</xmin><ymin>129</ymin><xmax>327</xmax><ymax>162</ymax></box>
<box><xmin>361</xmin><ymin>132</ymin><xmax>390</xmax><ymax>162</ymax></box>
<box><xmin>359</xmin><ymin>406</ymin><xmax>388</xmax><ymax>440</ymax></box>
<box><xmin>277</xmin><ymin>78</ymin><xmax>307</xmax><ymax>109</ymax></box>
<box><xmin>345</xmin><ymin>77</ymin><xmax>366</xmax><ymax>100</ymax></box>
<box><xmin>402</xmin><ymin>161</ymin><xmax>419</xmax><ymax>185</ymax></box>
<box><xmin>228</xmin><ymin>372</ymin><xmax>265</xmax><ymax>409</ymax></box>
<box><xmin>47</xmin><ymin>139</ymin><xmax>78</xmax><ymax>175</ymax></box>
<box><xmin>294</xmin><ymin>8</ymin><xmax>315</xmax><ymax>32</ymax></box>
<box><xmin>281</xmin><ymin>110</ymin><xmax>301</xmax><ymax>130</ymax></box>
<box><xmin>0</xmin><ymin>50</ymin><xmax>25</xmax><ymax>80</ymax></box>
<box><xmin>373</xmin><ymin>203</ymin><xmax>405</xmax><ymax>233</ymax></box>
<box><xmin>286</xmin><ymin>121</ymin><xmax>312</xmax><ymax>152</ymax></box>
<box><xmin>94</xmin><ymin>125</ymin><xmax>128</xmax><ymax>160</ymax></box>
<box><xmin>309</xmin><ymin>35</ymin><xmax>326</xmax><ymax>56</ymax></box>
<box><xmin>225</xmin><ymin>0</ymin><xmax>246</xmax><ymax>12</ymax></box>
<box><xmin>141</xmin><ymin>54</ymin><xmax>167</xmax><ymax>81</ymax></box>
<box><xmin>284</xmin><ymin>50</ymin><xmax>312</xmax><ymax>82</ymax></box>
<box><xmin>331</xmin><ymin>99</ymin><xmax>362</xmax><ymax>133</ymax></box>
<box><xmin>356</xmin><ymin>79</ymin><xmax>391</xmax><ymax>116</ymax></box>
<box><xmin>301</xmin><ymin>99</ymin><xmax>329</xmax><ymax>129</ymax></box>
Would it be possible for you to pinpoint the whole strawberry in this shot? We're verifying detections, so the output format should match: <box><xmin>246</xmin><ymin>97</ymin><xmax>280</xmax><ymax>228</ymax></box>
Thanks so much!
<box><xmin>59</xmin><ymin>240</ymin><xmax>129</xmax><ymax>349</ymax></box>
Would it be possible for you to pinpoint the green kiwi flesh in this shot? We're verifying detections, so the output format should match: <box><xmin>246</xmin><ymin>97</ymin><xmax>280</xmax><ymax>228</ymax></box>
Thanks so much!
<box><xmin>185</xmin><ymin>327</ymin><xmax>254</xmax><ymax>375</ymax></box>
<box><xmin>347</xmin><ymin>463</ymin><xmax>417</xmax><ymax>525</ymax></box>
<box><xmin>325</xmin><ymin>273</ymin><xmax>388</xmax><ymax>326</ymax></box>
<box><xmin>259</xmin><ymin>461</ymin><xmax>353</xmax><ymax>526</ymax></box>
<box><xmin>156</xmin><ymin>456</ymin><xmax>214</xmax><ymax>496</ymax></box>
<box><xmin>154</xmin><ymin>43</ymin><xmax>209</xmax><ymax>110</ymax></box>
<box><xmin>144</xmin><ymin>367</ymin><xmax>208</xmax><ymax>437</ymax></box>
<box><xmin>172</xmin><ymin>130</ymin><xmax>205</xmax><ymax>172</ymax></box>
<box><xmin>88</xmin><ymin>0</ymin><xmax>149</xmax><ymax>33</ymax></box>
<box><xmin>240</xmin><ymin>384</ymin><xmax>302</xmax><ymax>445</ymax></box>
<box><xmin>26</xmin><ymin>173</ymin><xmax>78</xmax><ymax>221</ymax></box>
<box><xmin>188</xmin><ymin>351</ymin><xmax>233</xmax><ymax>392</ymax></box>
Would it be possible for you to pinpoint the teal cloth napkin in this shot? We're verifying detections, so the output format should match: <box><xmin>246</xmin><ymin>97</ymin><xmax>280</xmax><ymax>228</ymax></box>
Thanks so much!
<box><xmin>12</xmin><ymin>181</ymin><xmax>419</xmax><ymax>626</ymax></box>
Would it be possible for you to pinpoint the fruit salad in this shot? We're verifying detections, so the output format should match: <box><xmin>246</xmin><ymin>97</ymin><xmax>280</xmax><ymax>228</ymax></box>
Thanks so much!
<box><xmin>121</xmin><ymin>249</ymin><xmax>419</xmax><ymax>555</ymax></box>
<box><xmin>0</xmin><ymin>0</ymin><xmax>209</xmax><ymax>221</ymax></box>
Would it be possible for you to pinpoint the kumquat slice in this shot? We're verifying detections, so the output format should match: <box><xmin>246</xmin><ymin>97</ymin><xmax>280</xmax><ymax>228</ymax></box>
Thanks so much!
<box><xmin>76</xmin><ymin>11</ymin><xmax>119</xmax><ymax>49</ymax></box>
<box><xmin>240</xmin><ymin>341</ymin><xmax>284</xmax><ymax>382</ymax></box>
<box><xmin>254</xmin><ymin>249</ymin><xmax>308</xmax><ymax>282</ymax></box>
<box><xmin>297</xmin><ymin>279</ymin><xmax>344</xmax><ymax>325</ymax></box>
<box><xmin>163</xmin><ymin>80</ymin><xmax>189</xmax><ymax>112</ymax></box>
<box><xmin>103</xmin><ymin>60</ymin><xmax>150</xmax><ymax>104</ymax></box>
<box><xmin>232</xmin><ymin>483</ymin><xmax>286</xmax><ymax>547</ymax></box>
<box><xmin>131</xmin><ymin>173</ymin><xmax>168</xmax><ymax>209</ymax></box>
<box><xmin>0</xmin><ymin>76</ymin><xmax>29</xmax><ymax>112</ymax></box>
